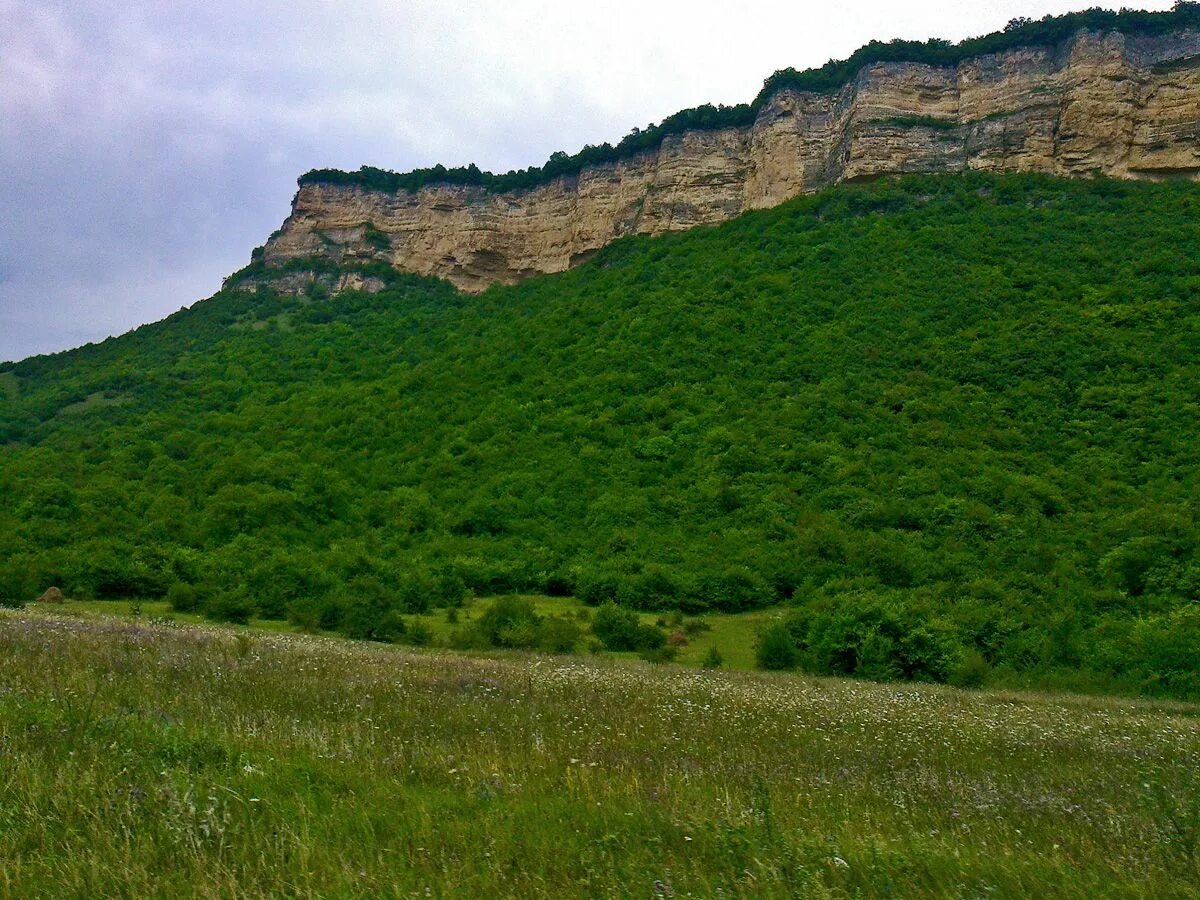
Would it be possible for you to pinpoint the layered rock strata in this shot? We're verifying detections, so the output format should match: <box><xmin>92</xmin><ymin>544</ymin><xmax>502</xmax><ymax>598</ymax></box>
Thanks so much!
<box><xmin>261</xmin><ymin>29</ymin><xmax>1200</xmax><ymax>292</ymax></box>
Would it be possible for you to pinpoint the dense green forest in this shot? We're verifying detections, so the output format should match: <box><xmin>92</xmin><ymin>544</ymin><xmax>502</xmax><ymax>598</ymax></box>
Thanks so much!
<box><xmin>3</xmin><ymin>173</ymin><xmax>1200</xmax><ymax>697</ymax></box>
<box><xmin>299</xmin><ymin>3</ymin><xmax>1200</xmax><ymax>195</ymax></box>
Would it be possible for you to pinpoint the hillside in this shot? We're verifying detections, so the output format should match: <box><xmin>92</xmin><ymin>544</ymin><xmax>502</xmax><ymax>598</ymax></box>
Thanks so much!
<box><xmin>3</xmin><ymin>173</ymin><xmax>1200</xmax><ymax>697</ymax></box>
<box><xmin>2</xmin><ymin>609</ymin><xmax>1198</xmax><ymax>897</ymax></box>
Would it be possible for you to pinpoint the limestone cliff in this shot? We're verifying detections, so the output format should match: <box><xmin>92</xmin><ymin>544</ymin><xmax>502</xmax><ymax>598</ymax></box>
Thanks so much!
<box><xmin>260</xmin><ymin>29</ymin><xmax>1200</xmax><ymax>293</ymax></box>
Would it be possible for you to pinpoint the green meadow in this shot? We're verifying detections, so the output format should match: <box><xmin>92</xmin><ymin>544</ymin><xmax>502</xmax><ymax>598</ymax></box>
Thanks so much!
<box><xmin>1</xmin><ymin>607</ymin><xmax>1197</xmax><ymax>898</ymax></box>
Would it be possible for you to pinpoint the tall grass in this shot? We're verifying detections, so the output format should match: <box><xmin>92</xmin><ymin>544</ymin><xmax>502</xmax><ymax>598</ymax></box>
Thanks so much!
<box><xmin>1</xmin><ymin>609</ymin><xmax>1198</xmax><ymax>897</ymax></box>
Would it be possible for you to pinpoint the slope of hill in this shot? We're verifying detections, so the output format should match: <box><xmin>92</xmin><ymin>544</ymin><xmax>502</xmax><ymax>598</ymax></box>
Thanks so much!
<box><xmin>3</xmin><ymin>172</ymin><xmax>1200</xmax><ymax>697</ymax></box>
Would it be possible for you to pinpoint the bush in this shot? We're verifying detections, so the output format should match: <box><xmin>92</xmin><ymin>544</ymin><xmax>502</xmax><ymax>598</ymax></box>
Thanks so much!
<box><xmin>539</xmin><ymin>615</ymin><xmax>583</xmax><ymax>653</ymax></box>
<box><xmin>166</xmin><ymin>582</ymin><xmax>200</xmax><ymax>613</ymax></box>
<box><xmin>340</xmin><ymin>597</ymin><xmax>406</xmax><ymax>642</ymax></box>
<box><xmin>756</xmin><ymin>621</ymin><xmax>799</xmax><ymax>670</ymax></box>
<box><xmin>577</xmin><ymin>570</ymin><xmax>620</xmax><ymax>606</ymax></box>
<box><xmin>788</xmin><ymin>595</ymin><xmax>958</xmax><ymax>683</ymax></box>
<box><xmin>641</xmin><ymin>644</ymin><xmax>678</xmax><ymax>664</ymax></box>
<box><xmin>203</xmin><ymin>593</ymin><xmax>254</xmax><ymax>625</ymax></box>
<box><xmin>702</xmin><ymin>646</ymin><xmax>724</xmax><ymax>668</ymax></box>
<box><xmin>591</xmin><ymin>602</ymin><xmax>665</xmax><ymax>652</ymax></box>
<box><xmin>287</xmin><ymin>596</ymin><xmax>343</xmax><ymax>633</ymax></box>
<box><xmin>695</xmin><ymin>568</ymin><xmax>773</xmax><ymax>613</ymax></box>
<box><xmin>950</xmin><ymin>648</ymin><xmax>991</xmax><ymax>689</ymax></box>
<box><xmin>476</xmin><ymin>596</ymin><xmax>541</xmax><ymax>648</ymax></box>
<box><xmin>405</xmin><ymin>619</ymin><xmax>433</xmax><ymax>646</ymax></box>
<box><xmin>0</xmin><ymin>565</ymin><xmax>35</xmax><ymax>608</ymax></box>
<box><xmin>246</xmin><ymin>554</ymin><xmax>330</xmax><ymax>620</ymax></box>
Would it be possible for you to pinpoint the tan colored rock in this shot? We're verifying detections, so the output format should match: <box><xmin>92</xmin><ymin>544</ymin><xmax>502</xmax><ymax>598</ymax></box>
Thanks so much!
<box><xmin>261</xmin><ymin>29</ymin><xmax>1200</xmax><ymax>293</ymax></box>
<box><xmin>37</xmin><ymin>586</ymin><xmax>64</xmax><ymax>604</ymax></box>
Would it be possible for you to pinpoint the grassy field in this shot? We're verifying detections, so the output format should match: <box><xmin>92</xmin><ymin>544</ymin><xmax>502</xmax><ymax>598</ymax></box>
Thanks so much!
<box><xmin>63</xmin><ymin>596</ymin><xmax>775</xmax><ymax>671</ymax></box>
<box><xmin>1</xmin><ymin>609</ymin><xmax>1198</xmax><ymax>898</ymax></box>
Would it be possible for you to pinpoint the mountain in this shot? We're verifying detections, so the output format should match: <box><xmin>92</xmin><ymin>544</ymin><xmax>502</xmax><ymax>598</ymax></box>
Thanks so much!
<box><xmin>3</xmin><ymin>172</ymin><xmax>1200</xmax><ymax>697</ymax></box>
<box><xmin>259</xmin><ymin>6</ymin><xmax>1200</xmax><ymax>291</ymax></box>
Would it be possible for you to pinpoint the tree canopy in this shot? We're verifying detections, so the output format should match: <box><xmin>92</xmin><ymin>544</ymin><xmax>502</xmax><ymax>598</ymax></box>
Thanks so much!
<box><xmin>4</xmin><ymin>172</ymin><xmax>1200</xmax><ymax>697</ymax></box>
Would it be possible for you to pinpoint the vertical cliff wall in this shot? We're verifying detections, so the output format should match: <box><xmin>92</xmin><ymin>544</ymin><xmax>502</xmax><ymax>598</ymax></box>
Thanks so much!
<box><xmin>260</xmin><ymin>29</ymin><xmax>1200</xmax><ymax>292</ymax></box>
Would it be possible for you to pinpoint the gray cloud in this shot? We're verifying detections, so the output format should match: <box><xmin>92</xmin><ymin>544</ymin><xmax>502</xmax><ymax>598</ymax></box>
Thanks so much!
<box><xmin>0</xmin><ymin>0</ymin><xmax>1174</xmax><ymax>361</ymax></box>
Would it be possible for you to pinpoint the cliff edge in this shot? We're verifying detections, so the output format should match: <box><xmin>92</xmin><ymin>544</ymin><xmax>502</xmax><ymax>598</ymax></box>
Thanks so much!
<box><xmin>260</xmin><ymin>28</ymin><xmax>1200</xmax><ymax>292</ymax></box>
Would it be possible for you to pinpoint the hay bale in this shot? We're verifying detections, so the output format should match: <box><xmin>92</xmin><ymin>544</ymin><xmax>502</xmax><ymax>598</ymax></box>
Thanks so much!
<box><xmin>37</xmin><ymin>586</ymin><xmax>64</xmax><ymax>604</ymax></box>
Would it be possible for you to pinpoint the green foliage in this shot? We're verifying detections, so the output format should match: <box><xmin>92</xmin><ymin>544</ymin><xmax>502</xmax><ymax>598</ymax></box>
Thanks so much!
<box><xmin>476</xmin><ymin>595</ymin><xmax>542</xmax><ymax>648</ymax></box>
<box><xmin>297</xmin><ymin>5</ymin><xmax>1200</xmax><ymax>196</ymax></box>
<box><xmin>404</xmin><ymin>618</ymin><xmax>433</xmax><ymax>646</ymax></box>
<box><xmin>202</xmin><ymin>593</ymin><xmax>254</xmax><ymax>625</ymax></box>
<box><xmin>165</xmin><ymin>582</ymin><xmax>199</xmax><ymax>613</ymax></box>
<box><xmin>702</xmin><ymin>646</ymin><xmax>724</xmax><ymax>668</ymax></box>
<box><xmin>360</xmin><ymin>222</ymin><xmax>390</xmax><ymax>251</ymax></box>
<box><xmin>785</xmin><ymin>596</ymin><xmax>957</xmax><ymax>683</ymax></box>
<box><xmin>755</xmin><ymin>621</ymin><xmax>798</xmax><ymax>671</ymax></box>
<box><xmin>6</xmin><ymin>173</ymin><xmax>1200</xmax><ymax>696</ymax></box>
<box><xmin>950</xmin><ymin>648</ymin><xmax>991</xmax><ymax>689</ymax></box>
<box><xmin>340</xmin><ymin>600</ymin><xmax>405</xmax><ymax>643</ymax></box>
<box><xmin>592</xmin><ymin>602</ymin><xmax>667</xmax><ymax>652</ymax></box>
<box><xmin>538</xmin><ymin>615</ymin><xmax>583</xmax><ymax>653</ymax></box>
<box><xmin>640</xmin><ymin>644</ymin><xmax>679</xmax><ymax>664</ymax></box>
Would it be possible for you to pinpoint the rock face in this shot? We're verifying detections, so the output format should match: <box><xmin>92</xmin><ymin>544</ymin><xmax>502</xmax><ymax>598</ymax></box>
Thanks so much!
<box><xmin>261</xmin><ymin>29</ymin><xmax>1200</xmax><ymax>293</ymax></box>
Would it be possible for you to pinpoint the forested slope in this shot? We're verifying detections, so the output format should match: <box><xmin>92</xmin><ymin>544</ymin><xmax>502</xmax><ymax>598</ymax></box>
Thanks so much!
<box><xmin>3</xmin><ymin>173</ymin><xmax>1200</xmax><ymax>695</ymax></box>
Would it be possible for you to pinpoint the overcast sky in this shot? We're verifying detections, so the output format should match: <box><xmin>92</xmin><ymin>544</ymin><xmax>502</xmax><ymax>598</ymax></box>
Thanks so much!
<box><xmin>0</xmin><ymin>0</ymin><xmax>1176</xmax><ymax>361</ymax></box>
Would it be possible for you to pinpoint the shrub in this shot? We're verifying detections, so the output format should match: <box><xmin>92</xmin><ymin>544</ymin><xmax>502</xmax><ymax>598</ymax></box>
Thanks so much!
<box><xmin>396</xmin><ymin>571</ymin><xmax>435</xmax><ymax>614</ymax></box>
<box><xmin>702</xmin><ymin>646</ymin><xmax>724</xmax><ymax>669</ymax></box>
<box><xmin>788</xmin><ymin>595</ymin><xmax>958</xmax><ymax>683</ymax></box>
<box><xmin>476</xmin><ymin>596</ymin><xmax>541</xmax><ymax>648</ymax></box>
<box><xmin>950</xmin><ymin>648</ymin><xmax>991</xmax><ymax>689</ymax></box>
<box><xmin>203</xmin><ymin>593</ymin><xmax>254</xmax><ymax>626</ymax></box>
<box><xmin>577</xmin><ymin>570</ymin><xmax>620</xmax><ymax>606</ymax></box>
<box><xmin>591</xmin><ymin>602</ymin><xmax>666</xmax><ymax>652</ymax></box>
<box><xmin>287</xmin><ymin>596</ymin><xmax>344</xmax><ymax>633</ymax></box>
<box><xmin>166</xmin><ymin>582</ymin><xmax>200</xmax><ymax>613</ymax></box>
<box><xmin>695</xmin><ymin>568</ymin><xmax>773</xmax><ymax>612</ymax></box>
<box><xmin>405</xmin><ymin>619</ymin><xmax>433</xmax><ymax>646</ymax></box>
<box><xmin>641</xmin><ymin>645</ymin><xmax>678</xmax><ymax>664</ymax></box>
<box><xmin>0</xmin><ymin>564</ymin><xmax>34</xmax><ymax>608</ymax></box>
<box><xmin>340</xmin><ymin>597</ymin><xmax>406</xmax><ymax>642</ymax></box>
<box><xmin>246</xmin><ymin>554</ymin><xmax>330</xmax><ymax>619</ymax></box>
<box><xmin>756</xmin><ymin>621</ymin><xmax>799</xmax><ymax>670</ymax></box>
<box><xmin>448</xmin><ymin>625</ymin><xmax>490</xmax><ymax>651</ymax></box>
<box><xmin>539</xmin><ymin>615</ymin><xmax>583</xmax><ymax>653</ymax></box>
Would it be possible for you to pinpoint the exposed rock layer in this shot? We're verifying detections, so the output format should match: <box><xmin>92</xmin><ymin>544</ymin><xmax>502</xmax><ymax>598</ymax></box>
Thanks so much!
<box><xmin>262</xmin><ymin>29</ymin><xmax>1200</xmax><ymax>292</ymax></box>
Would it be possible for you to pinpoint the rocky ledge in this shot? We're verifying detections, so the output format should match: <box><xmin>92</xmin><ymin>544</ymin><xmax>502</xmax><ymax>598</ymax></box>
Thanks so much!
<box><xmin>260</xmin><ymin>29</ymin><xmax>1200</xmax><ymax>292</ymax></box>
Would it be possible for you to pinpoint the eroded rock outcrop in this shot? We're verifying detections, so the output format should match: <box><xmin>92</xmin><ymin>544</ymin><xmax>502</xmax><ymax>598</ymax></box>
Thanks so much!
<box><xmin>261</xmin><ymin>29</ymin><xmax>1200</xmax><ymax>292</ymax></box>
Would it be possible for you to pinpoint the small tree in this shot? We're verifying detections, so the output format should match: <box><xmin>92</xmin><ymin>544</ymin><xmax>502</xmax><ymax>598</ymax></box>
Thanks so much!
<box><xmin>203</xmin><ymin>593</ymin><xmax>254</xmax><ymax>626</ymax></box>
<box><xmin>405</xmin><ymin>619</ymin><xmax>433</xmax><ymax>646</ymax></box>
<box><xmin>166</xmin><ymin>582</ymin><xmax>199</xmax><ymax>613</ymax></box>
<box><xmin>476</xmin><ymin>596</ymin><xmax>541</xmax><ymax>648</ymax></box>
<box><xmin>756</xmin><ymin>621</ymin><xmax>798</xmax><ymax>671</ymax></box>
<box><xmin>592</xmin><ymin>602</ymin><xmax>666</xmax><ymax>652</ymax></box>
<box><xmin>539</xmin><ymin>616</ymin><xmax>582</xmax><ymax>653</ymax></box>
<box><xmin>702</xmin><ymin>646</ymin><xmax>724</xmax><ymax>669</ymax></box>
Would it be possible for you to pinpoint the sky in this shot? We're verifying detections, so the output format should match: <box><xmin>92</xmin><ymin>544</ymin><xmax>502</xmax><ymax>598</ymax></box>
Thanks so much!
<box><xmin>0</xmin><ymin>0</ymin><xmax>1177</xmax><ymax>362</ymax></box>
